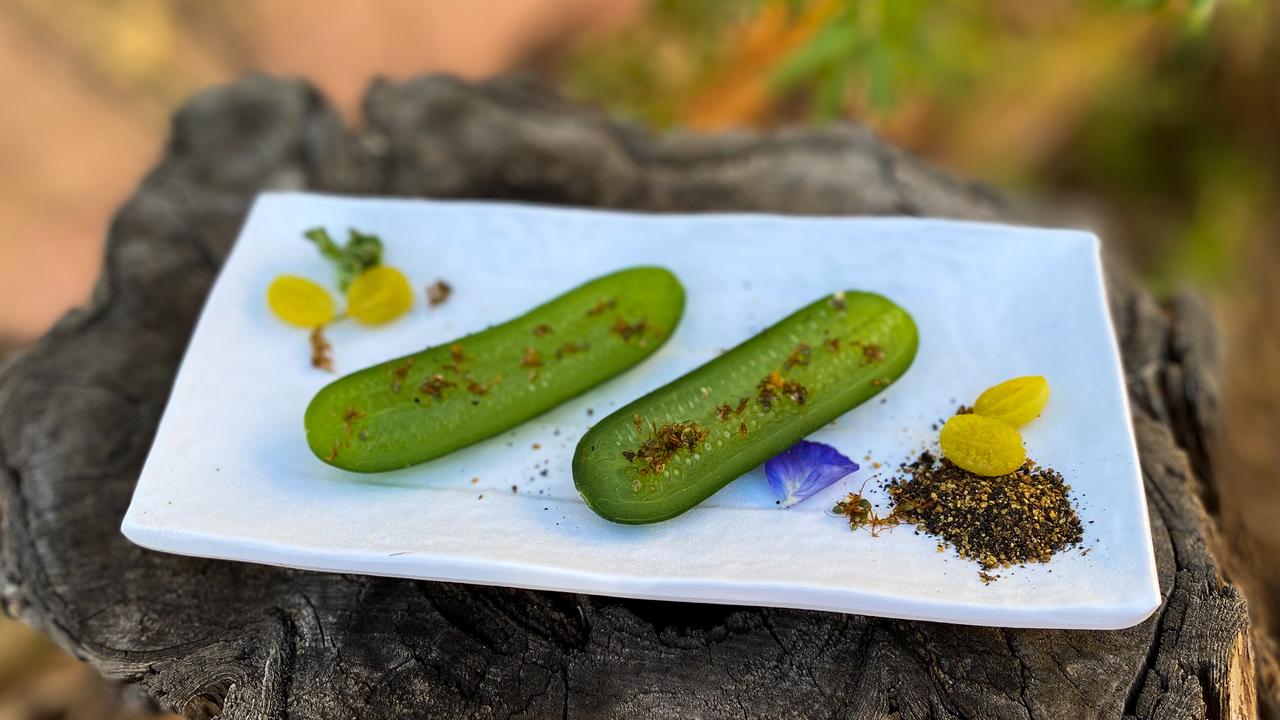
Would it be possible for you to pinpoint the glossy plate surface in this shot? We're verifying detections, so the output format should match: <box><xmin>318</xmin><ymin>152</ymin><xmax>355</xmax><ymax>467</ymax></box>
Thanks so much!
<box><xmin>123</xmin><ymin>193</ymin><xmax>1160</xmax><ymax>629</ymax></box>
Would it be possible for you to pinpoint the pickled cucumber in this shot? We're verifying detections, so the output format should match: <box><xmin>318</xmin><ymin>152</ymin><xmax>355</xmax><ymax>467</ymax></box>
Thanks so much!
<box><xmin>573</xmin><ymin>291</ymin><xmax>918</xmax><ymax>524</ymax></box>
<box><xmin>306</xmin><ymin>267</ymin><xmax>684</xmax><ymax>472</ymax></box>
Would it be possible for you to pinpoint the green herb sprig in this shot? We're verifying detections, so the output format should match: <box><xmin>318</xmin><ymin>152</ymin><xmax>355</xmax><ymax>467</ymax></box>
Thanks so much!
<box><xmin>304</xmin><ymin>227</ymin><xmax>384</xmax><ymax>290</ymax></box>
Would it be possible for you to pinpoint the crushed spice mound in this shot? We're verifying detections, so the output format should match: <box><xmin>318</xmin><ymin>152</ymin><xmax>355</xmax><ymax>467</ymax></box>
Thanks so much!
<box><xmin>887</xmin><ymin>451</ymin><xmax>1083</xmax><ymax>572</ymax></box>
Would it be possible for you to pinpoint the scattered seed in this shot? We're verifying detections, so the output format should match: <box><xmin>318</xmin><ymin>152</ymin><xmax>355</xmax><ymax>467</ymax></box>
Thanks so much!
<box><xmin>426</xmin><ymin>280</ymin><xmax>452</xmax><ymax>307</ymax></box>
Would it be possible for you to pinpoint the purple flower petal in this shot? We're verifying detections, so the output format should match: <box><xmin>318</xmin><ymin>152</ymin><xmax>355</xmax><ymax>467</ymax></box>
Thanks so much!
<box><xmin>766</xmin><ymin>440</ymin><xmax>860</xmax><ymax>508</ymax></box>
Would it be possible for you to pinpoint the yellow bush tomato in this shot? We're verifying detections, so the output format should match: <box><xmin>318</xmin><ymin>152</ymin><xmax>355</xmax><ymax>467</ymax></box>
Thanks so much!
<box><xmin>267</xmin><ymin>275</ymin><xmax>336</xmax><ymax>328</ymax></box>
<box><xmin>973</xmin><ymin>375</ymin><xmax>1050</xmax><ymax>428</ymax></box>
<box><xmin>939</xmin><ymin>414</ymin><xmax>1026</xmax><ymax>476</ymax></box>
<box><xmin>346</xmin><ymin>266</ymin><xmax>413</xmax><ymax>325</ymax></box>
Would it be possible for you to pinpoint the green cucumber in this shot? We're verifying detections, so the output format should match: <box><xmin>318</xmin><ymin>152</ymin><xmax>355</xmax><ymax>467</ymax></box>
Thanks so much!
<box><xmin>573</xmin><ymin>291</ymin><xmax>917</xmax><ymax>524</ymax></box>
<box><xmin>306</xmin><ymin>267</ymin><xmax>684</xmax><ymax>472</ymax></box>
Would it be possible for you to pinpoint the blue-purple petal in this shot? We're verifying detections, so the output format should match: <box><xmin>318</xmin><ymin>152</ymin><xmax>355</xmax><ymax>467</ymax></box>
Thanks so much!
<box><xmin>765</xmin><ymin>440</ymin><xmax>860</xmax><ymax>508</ymax></box>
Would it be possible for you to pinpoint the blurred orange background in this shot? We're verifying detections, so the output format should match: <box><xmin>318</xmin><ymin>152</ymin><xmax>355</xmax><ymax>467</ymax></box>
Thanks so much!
<box><xmin>1</xmin><ymin>0</ymin><xmax>1277</xmax><ymax>717</ymax></box>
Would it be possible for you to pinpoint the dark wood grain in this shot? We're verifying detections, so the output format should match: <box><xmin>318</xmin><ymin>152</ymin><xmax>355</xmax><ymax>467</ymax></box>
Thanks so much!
<box><xmin>0</xmin><ymin>74</ymin><xmax>1259</xmax><ymax>719</ymax></box>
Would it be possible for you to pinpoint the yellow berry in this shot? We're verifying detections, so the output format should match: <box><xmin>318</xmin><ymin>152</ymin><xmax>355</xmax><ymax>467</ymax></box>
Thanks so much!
<box><xmin>973</xmin><ymin>375</ymin><xmax>1050</xmax><ymax>427</ymax></box>
<box><xmin>267</xmin><ymin>275</ymin><xmax>336</xmax><ymax>328</ymax></box>
<box><xmin>939</xmin><ymin>414</ymin><xmax>1026</xmax><ymax>477</ymax></box>
<box><xmin>346</xmin><ymin>265</ymin><xmax>413</xmax><ymax>325</ymax></box>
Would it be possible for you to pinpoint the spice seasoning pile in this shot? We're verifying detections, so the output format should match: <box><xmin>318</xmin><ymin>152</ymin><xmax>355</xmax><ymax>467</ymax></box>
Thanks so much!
<box><xmin>824</xmin><ymin>376</ymin><xmax>1087</xmax><ymax>583</ymax></box>
<box><xmin>887</xmin><ymin>451</ymin><xmax>1083</xmax><ymax>577</ymax></box>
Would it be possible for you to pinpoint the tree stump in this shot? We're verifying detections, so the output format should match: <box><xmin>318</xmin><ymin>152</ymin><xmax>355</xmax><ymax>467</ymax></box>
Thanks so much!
<box><xmin>0</xmin><ymin>75</ymin><xmax>1260</xmax><ymax>719</ymax></box>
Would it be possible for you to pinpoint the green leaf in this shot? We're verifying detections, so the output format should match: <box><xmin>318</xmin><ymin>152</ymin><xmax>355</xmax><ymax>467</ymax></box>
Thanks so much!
<box><xmin>1186</xmin><ymin>0</ymin><xmax>1217</xmax><ymax>31</ymax></box>
<box><xmin>867</xmin><ymin>44</ymin><xmax>895</xmax><ymax>110</ymax></box>
<box><xmin>305</xmin><ymin>227</ymin><xmax>384</xmax><ymax>290</ymax></box>
<box><xmin>814</xmin><ymin>61</ymin><xmax>851</xmax><ymax>119</ymax></box>
<box><xmin>770</xmin><ymin>12</ymin><xmax>861</xmax><ymax>91</ymax></box>
<box><xmin>304</xmin><ymin>227</ymin><xmax>344</xmax><ymax>262</ymax></box>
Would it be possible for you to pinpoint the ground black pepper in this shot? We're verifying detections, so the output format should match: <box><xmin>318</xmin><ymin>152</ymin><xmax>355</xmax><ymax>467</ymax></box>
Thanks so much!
<box><xmin>886</xmin><ymin>451</ymin><xmax>1083</xmax><ymax>575</ymax></box>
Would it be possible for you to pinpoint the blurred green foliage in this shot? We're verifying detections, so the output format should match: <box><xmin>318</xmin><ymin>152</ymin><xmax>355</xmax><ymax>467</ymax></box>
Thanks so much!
<box><xmin>770</xmin><ymin>1</ymin><xmax>981</xmax><ymax>117</ymax></box>
<box><xmin>564</xmin><ymin>0</ymin><xmax>762</xmax><ymax>126</ymax></box>
<box><xmin>565</xmin><ymin>0</ymin><xmax>1215</xmax><ymax>125</ymax></box>
<box><xmin>560</xmin><ymin>0</ymin><xmax>1275</xmax><ymax>296</ymax></box>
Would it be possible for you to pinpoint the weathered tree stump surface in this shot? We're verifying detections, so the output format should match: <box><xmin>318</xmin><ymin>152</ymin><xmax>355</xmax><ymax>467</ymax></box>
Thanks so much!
<box><xmin>0</xmin><ymin>75</ymin><xmax>1262</xmax><ymax>719</ymax></box>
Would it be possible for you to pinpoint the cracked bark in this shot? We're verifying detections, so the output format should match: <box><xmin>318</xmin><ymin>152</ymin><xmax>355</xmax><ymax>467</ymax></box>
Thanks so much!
<box><xmin>0</xmin><ymin>74</ymin><xmax>1263</xmax><ymax>719</ymax></box>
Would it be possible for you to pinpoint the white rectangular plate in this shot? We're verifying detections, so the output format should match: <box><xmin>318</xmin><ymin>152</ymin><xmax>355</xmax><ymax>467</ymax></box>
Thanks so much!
<box><xmin>123</xmin><ymin>193</ymin><xmax>1160</xmax><ymax>630</ymax></box>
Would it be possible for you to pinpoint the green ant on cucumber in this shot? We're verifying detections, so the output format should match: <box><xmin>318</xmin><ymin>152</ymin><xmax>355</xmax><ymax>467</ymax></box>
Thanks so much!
<box><xmin>305</xmin><ymin>266</ymin><xmax>685</xmax><ymax>472</ymax></box>
<box><xmin>573</xmin><ymin>291</ymin><xmax>918</xmax><ymax>524</ymax></box>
